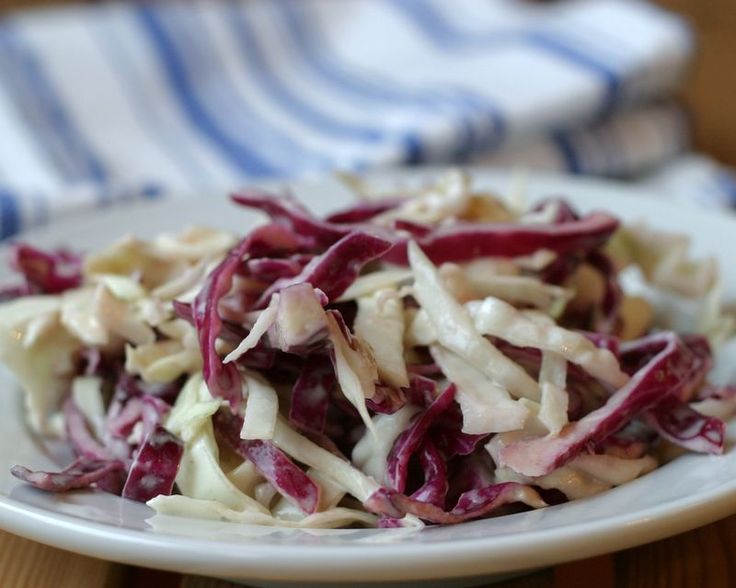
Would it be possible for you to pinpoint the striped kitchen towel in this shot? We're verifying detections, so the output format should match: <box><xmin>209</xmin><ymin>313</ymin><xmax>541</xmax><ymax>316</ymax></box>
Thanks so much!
<box><xmin>0</xmin><ymin>0</ymin><xmax>728</xmax><ymax>238</ymax></box>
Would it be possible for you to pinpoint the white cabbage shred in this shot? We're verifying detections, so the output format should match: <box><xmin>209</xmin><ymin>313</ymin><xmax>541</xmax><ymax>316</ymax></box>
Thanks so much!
<box><xmin>337</xmin><ymin>268</ymin><xmax>413</xmax><ymax>302</ymax></box>
<box><xmin>372</xmin><ymin>169</ymin><xmax>472</xmax><ymax>226</ymax></box>
<box><xmin>354</xmin><ymin>288</ymin><xmax>409</xmax><ymax>389</ymax></box>
<box><xmin>465</xmin><ymin>297</ymin><xmax>629</xmax><ymax>388</ymax></box>
<box><xmin>609</xmin><ymin>223</ymin><xmax>735</xmax><ymax>345</ymax></box>
<box><xmin>537</xmin><ymin>351</ymin><xmax>568</xmax><ymax>436</ymax></box>
<box><xmin>71</xmin><ymin>376</ymin><xmax>106</xmax><ymax>439</ymax></box>
<box><xmin>325</xmin><ymin>312</ymin><xmax>379</xmax><ymax>437</ymax></box>
<box><xmin>408</xmin><ymin>241</ymin><xmax>540</xmax><ymax>400</ymax></box>
<box><xmin>430</xmin><ymin>345</ymin><xmax>528</xmax><ymax>434</ymax></box>
<box><xmin>240</xmin><ymin>371</ymin><xmax>279</xmax><ymax>441</ymax></box>
<box><xmin>0</xmin><ymin>296</ymin><xmax>79</xmax><ymax>433</ymax></box>
<box><xmin>224</xmin><ymin>294</ymin><xmax>279</xmax><ymax>364</ymax></box>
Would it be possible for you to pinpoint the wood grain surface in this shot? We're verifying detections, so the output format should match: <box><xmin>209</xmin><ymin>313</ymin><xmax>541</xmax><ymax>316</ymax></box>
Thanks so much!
<box><xmin>656</xmin><ymin>0</ymin><xmax>736</xmax><ymax>166</ymax></box>
<box><xmin>0</xmin><ymin>1</ymin><xmax>734</xmax><ymax>586</ymax></box>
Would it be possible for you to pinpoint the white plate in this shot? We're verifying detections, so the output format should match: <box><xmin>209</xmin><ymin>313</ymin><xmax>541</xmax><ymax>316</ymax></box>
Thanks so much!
<box><xmin>1</xmin><ymin>169</ymin><xmax>735</xmax><ymax>587</ymax></box>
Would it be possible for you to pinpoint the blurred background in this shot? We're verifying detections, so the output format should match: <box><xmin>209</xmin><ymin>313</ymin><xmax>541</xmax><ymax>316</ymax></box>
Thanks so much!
<box><xmin>0</xmin><ymin>0</ymin><xmax>732</xmax><ymax>238</ymax></box>
<box><xmin>657</xmin><ymin>1</ymin><xmax>735</xmax><ymax>164</ymax></box>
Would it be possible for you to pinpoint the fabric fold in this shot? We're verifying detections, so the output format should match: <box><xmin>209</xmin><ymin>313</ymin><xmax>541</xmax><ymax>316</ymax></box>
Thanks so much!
<box><xmin>0</xmin><ymin>0</ymin><xmax>730</xmax><ymax>239</ymax></box>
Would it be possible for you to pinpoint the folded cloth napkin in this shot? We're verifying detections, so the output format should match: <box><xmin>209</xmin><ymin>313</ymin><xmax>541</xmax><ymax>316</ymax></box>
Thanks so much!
<box><xmin>0</xmin><ymin>0</ymin><xmax>728</xmax><ymax>238</ymax></box>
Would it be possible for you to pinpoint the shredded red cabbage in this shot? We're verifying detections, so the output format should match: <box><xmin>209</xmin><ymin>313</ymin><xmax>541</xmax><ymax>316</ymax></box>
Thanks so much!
<box><xmin>245</xmin><ymin>255</ymin><xmax>312</xmax><ymax>281</ymax></box>
<box><xmin>213</xmin><ymin>408</ymin><xmax>320</xmax><ymax>514</ymax></box>
<box><xmin>232</xmin><ymin>189</ymin><xmax>349</xmax><ymax>248</ymax></box>
<box><xmin>386</xmin><ymin>384</ymin><xmax>456</xmax><ymax>493</ymax></box>
<box><xmin>447</xmin><ymin>453</ymin><xmax>496</xmax><ymax>504</ymax></box>
<box><xmin>193</xmin><ymin>236</ymin><xmax>254</xmax><ymax>408</ymax></box>
<box><xmin>365</xmin><ymin>482</ymin><xmax>544</xmax><ymax>524</ymax></box>
<box><xmin>7</xmin><ymin>243</ymin><xmax>82</xmax><ymax>295</ymax></box>
<box><xmin>121</xmin><ymin>424</ymin><xmax>184</xmax><ymax>502</ymax></box>
<box><xmin>381</xmin><ymin>212</ymin><xmax>618</xmax><ymax>265</ymax></box>
<box><xmin>392</xmin><ymin>218</ymin><xmax>433</xmax><ymax>238</ymax></box>
<box><xmin>367</xmin><ymin>385</ymin><xmax>407</xmax><ymax>415</ymax></box>
<box><xmin>11</xmin><ymin>459</ymin><xmax>126</xmax><ymax>494</ymax></box>
<box><xmin>580</xmin><ymin>331</ymin><xmax>621</xmax><ymax>357</ymax></box>
<box><xmin>404</xmin><ymin>374</ymin><xmax>438</xmax><ymax>407</ymax></box>
<box><xmin>326</xmin><ymin>198</ymin><xmax>404</xmax><ymax>224</ymax></box>
<box><xmin>410</xmin><ymin>439</ymin><xmax>448</xmax><ymax>508</ymax></box>
<box><xmin>255</xmin><ymin>230</ymin><xmax>393</xmax><ymax>307</ymax></box>
<box><xmin>64</xmin><ymin>398</ymin><xmax>114</xmax><ymax>461</ymax></box>
<box><xmin>500</xmin><ymin>333</ymin><xmax>698</xmax><ymax>476</ymax></box>
<box><xmin>289</xmin><ymin>355</ymin><xmax>334</xmax><ymax>434</ymax></box>
<box><xmin>13</xmin><ymin>364</ymin><xmax>184</xmax><ymax>500</ymax></box>
<box><xmin>647</xmin><ymin>396</ymin><xmax>725</xmax><ymax>454</ymax></box>
<box><xmin>431</xmin><ymin>403</ymin><xmax>489</xmax><ymax>459</ymax></box>
<box><xmin>192</xmin><ymin>223</ymin><xmax>304</xmax><ymax>406</ymax></box>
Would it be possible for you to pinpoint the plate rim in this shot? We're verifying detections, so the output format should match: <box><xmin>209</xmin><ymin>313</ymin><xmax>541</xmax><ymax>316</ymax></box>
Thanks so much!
<box><xmin>2</xmin><ymin>473</ymin><xmax>736</xmax><ymax>582</ymax></box>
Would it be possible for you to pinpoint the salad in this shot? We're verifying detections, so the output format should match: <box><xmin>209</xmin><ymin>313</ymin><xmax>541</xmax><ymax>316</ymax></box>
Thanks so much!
<box><xmin>2</xmin><ymin>170</ymin><xmax>734</xmax><ymax>529</ymax></box>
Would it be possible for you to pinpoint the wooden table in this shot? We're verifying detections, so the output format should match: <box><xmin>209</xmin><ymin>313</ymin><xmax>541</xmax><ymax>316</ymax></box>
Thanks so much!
<box><xmin>0</xmin><ymin>0</ymin><xmax>735</xmax><ymax>586</ymax></box>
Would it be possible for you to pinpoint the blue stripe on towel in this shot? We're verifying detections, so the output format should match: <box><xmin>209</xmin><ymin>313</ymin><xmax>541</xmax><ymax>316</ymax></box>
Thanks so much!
<box><xmin>226</xmin><ymin>1</ymin><xmax>429</xmax><ymax>164</ymax></box>
<box><xmin>525</xmin><ymin>33</ymin><xmax>620</xmax><ymax>118</ymax></box>
<box><xmin>135</xmin><ymin>5</ymin><xmax>278</xmax><ymax>177</ymax></box>
<box><xmin>0</xmin><ymin>25</ymin><xmax>108</xmax><ymax>184</ymax></box>
<box><xmin>390</xmin><ymin>0</ymin><xmax>520</xmax><ymax>49</ymax></box>
<box><xmin>390</xmin><ymin>0</ymin><xmax>621</xmax><ymax>118</ymax></box>
<box><xmin>552</xmin><ymin>133</ymin><xmax>581</xmax><ymax>174</ymax></box>
<box><xmin>171</xmin><ymin>5</ymin><xmax>334</xmax><ymax>173</ymax></box>
<box><xmin>0</xmin><ymin>190</ymin><xmax>20</xmax><ymax>238</ymax></box>
<box><xmin>227</xmin><ymin>2</ymin><xmax>380</xmax><ymax>142</ymax></box>
<box><xmin>86</xmin><ymin>12</ymin><xmax>216</xmax><ymax>189</ymax></box>
<box><xmin>275</xmin><ymin>1</ymin><xmax>505</xmax><ymax>160</ymax></box>
<box><xmin>715</xmin><ymin>171</ymin><xmax>736</xmax><ymax>207</ymax></box>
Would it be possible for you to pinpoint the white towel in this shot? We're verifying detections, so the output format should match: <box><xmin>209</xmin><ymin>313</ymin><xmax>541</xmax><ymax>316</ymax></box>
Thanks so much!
<box><xmin>0</xmin><ymin>0</ymin><xmax>728</xmax><ymax>238</ymax></box>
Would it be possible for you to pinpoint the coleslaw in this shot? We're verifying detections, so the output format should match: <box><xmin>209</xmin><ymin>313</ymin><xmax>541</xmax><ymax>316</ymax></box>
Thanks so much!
<box><xmin>2</xmin><ymin>170</ymin><xmax>735</xmax><ymax>529</ymax></box>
